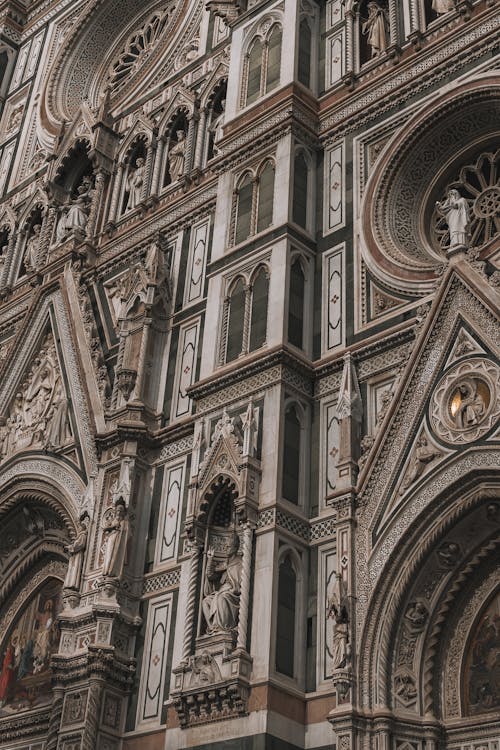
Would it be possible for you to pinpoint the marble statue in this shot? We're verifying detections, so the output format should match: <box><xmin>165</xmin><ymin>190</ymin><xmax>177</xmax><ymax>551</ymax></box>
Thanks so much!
<box><xmin>168</xmin><ymin>130</ymin><xmax>186</xmax><ymax>182</ymax></box>
<box><xmin>210</xmin><ymin>101</ymin><xmax>225</xmax><ymax>157</ymax></box>
<box><xmin>102</xmin><ymin>502</ymin><xmax>128</xmax><ymax>578</ymax></box>
<box><xmin>125</xmin><ymin>157</ymin><xmax>145</xmax><ymax>211</ymax></box>
<box><xmin>327</xmin><ymin>573</ymin><xmax>349</xmax><ymax>670</ymax></box>
<box><xmin>64</xmin><ymin>517</ymin><xmax>88</xmax><ymax>590</ymax></box>
<box><xmin>435</xmin><ymin>189</ymin><xmax>470</xmax><ymax>247</ymax></box>
<box><xmin>362</xmin><ymin>2</ymin><xmax>388</xmax><ymax>58</ymax></box>
<box><xmin>55</xmin><ymin>177</ymin><xmax>93</xmax><ymax>243</ymax></box>
<box><xmin>46</xmin><ymin>382</ymin><xmax>72</xmax><ymax>448</ymax></box>
<box><xmin>23</xmin><ymin>224</ymin><xmax>42</xmax><ymax>271</ymax></box>
<box><xmin>432</xmin><ymin>0</ymin><xmax>454</xmax><ymax>14</ymax></box>
<box><xmin>202</xmin><ymin>535</ymin><xmax>242</xmax><ymax>633</ymax></box>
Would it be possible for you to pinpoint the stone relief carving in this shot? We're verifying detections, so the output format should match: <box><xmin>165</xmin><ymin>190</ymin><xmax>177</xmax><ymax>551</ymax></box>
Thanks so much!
<box><xmin>399</xmin><ymin>433</ymin><xmax>441</xmax><ymax>494</ymax></box>
<box><xmin>361</xmin><ymin>2</ymin><xmax>388</xmax><ymax>59</ymax></box>
<box><xmin>0</xmin><ymin>333</ymin><xmax>73</xmax><ymax>461</ymax></box>
<box><xmin>430</xmin><ymin>358</ymin><xmax>499</xmax><ymax>445</ymax></box>
<box><xmin>188</xmin><ymin>652</ymin><xmax>222</xmax><ymax>687</ymax></box>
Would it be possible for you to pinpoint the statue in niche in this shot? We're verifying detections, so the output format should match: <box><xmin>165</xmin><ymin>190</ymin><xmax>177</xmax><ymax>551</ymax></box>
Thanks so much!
<box><xmin>362</xmin><ymin>2</ymin><xmax>388</xmax><ymax>58</ymax></box>
<box><xmin>64</xmin><ymin>517</ymin><xmax>88</xmax><ymax>590</ymax></box>
<box><xmin>210</xmin><ymin>100</ymin><xmax>225</xmax><ymax>158</ymax></box>
<box><xmin>55</xmin><ymin>176</ymin><xmax>93</xmax><ymax>243</ymax></box>
<box><xmin>327</xmin><ymin>573</ymin><xmax>349</xmax><ymax>670</ymax></box>
<box><xmin>452</xmin><ymin>378</ymin><xmax>486</xmax><ymax>429</ymax></box>
<box><xmin>435</xmin><ymin>189</ymin><xmax>470</xmax><ymax>248</ymax></box>
<box><xmin>432</xmin><ymin>0</ymin><xmax>454</xmax><ymax>14</ymax></box>
<box><xmin>168</xmin><ymin>130</ymin><xmax>186</xmax><ymax>182</ymax></box>
<box><xmin>125</xmin><ymin>157</ymin><xmax>145</xmax><ymax>212</ymax></box>
<box><xmin>23</xmin><ymin>224</ymin><xmax>42</xmax><ymax>271</ymax></box>
<box><xmin>202</xmin><ymin>534</ymin><xmax>242</xmax><ymax>633</ymax></box>
<box><xmin>102</xmin><ymin>502</ymin><xmax>128</xmax><ymax>579</ymax></box>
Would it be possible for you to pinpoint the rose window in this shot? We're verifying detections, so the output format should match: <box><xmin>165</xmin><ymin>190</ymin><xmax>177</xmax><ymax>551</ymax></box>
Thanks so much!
<box><xmin>108</xmin><ymin>10</ymin><xmax>171</xmax><ymax>91</ymax></box>
<box><xmin>432</xmin><ymin>150</ymin><xmax>500</xmax><ymax>252</ymax></box>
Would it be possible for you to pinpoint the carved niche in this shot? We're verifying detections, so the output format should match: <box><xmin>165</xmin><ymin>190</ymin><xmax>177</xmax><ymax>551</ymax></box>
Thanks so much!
<box><xmin>171</xmin><ymin>405</ymin><xmax>260</xmax><ymax>727</ymax></box>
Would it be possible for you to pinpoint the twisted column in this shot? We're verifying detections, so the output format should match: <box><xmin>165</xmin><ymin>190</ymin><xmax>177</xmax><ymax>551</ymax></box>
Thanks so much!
<box><xmin>241</xmin><ymin>285</ymin><xmax>252</xmax><ymax>355</ymax></box>
<box><xmin>141</xmin><ymin>140</ymin><xmax>155</xmax><ymax>202</ymax></box>
<box><xmin>182</xmin><ymin>545</ymin><xmax>200</xmax><ymax>661</ymax></box>
<box><xmin>345</xmin><ymin>11</ymin><xmax>355</xmax><ymax>74</ymax></box>
<box><xmin>0</xmin><ymin>229</ymin><xmax>16</xmax><ymax>288</ymax></box>
<box><xmin>218</xmin><ymin>297</ymin><xmax>230</xmax><ymax>365</ymax></box>
<box><xmin>150</xmin><ymin>137</ymin><xmax>165</xmax><ymax>195</ymax></box>
<box><xmin>184</xmin><ymin>114</ymin><xmax>196</xmax><ymax>177</ymax></box>
<box><xmin>193</xmin><ymin>108</ymin><xmax>207</xmax><ymax>170</ymax></box>
<box><xmin>236</xmin><ymin>523</ymin><xmax>254</xmax><ymax>651</ymax></box>
<box><xmin>108</xmin><ymin>163</ymin><xmax>124</xmax><ymax>224</ymax></box>
<box><xmin>7</xmin><ymin>231</ymin><xmax>24</xmax><ymax>286</ymax></box>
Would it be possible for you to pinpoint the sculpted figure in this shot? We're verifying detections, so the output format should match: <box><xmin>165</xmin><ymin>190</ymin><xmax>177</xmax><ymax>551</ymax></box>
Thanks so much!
<box><xmin>46</xmin><ymin>382</ymin><xmax>71</xmax><ymax>448</ymax></box>
<box><xmin>125</xmin><ymin>157</ymin><xmax>145</xmax><ymax>211</ymax></box>
<box><xmin>102</xmin><ymin>502</ymin><xmax>128</xmax><ymax>578</ymax></box>
<box><xmin>327</xmin><ymin>574</ymin><xmax>349</xmax><ymax>670</ymax></box>
<box><xmin>362</xmin><ymin>2</ymin><xmax>388</xmax><ymax>58</ymax></box>
<box><xmin>64</xmin><ymin>517</ymin><xmax>88</xmax><ymax>590</ymax></box>
<box><xmin>55</xmin><ymin>177</ymin><xmax>93</xmax><ymax>243</ymax></box>
<box><xmin>432</xmin><ymin>0</ymin><xmax>454</xmax><ymax>14</ymax></box>
<box><xmin>454</xmin><ymin>378</ymin><xmax>485</xmax><ymax>428</ymax></box>
<box><xmin>400</xmin><ymin>434</ymin><xmax>440</xmax><ymax>492</ymax></box>
<box><xmin>435</xmin><ymin>189</ymin><xmax>470</xmax><ymax>247</ymax></box>
<box><xmin>202</xmin><ymin>535</ymin><xmax>242</xmax><ymax>633</ymax></box>
<box><xmin>210</xmin><ymin>101</ymin><xmax>225</xmax><ymax>157</ymax></box>
<box><xmin>168</xmin><ymin>130</ymin><xmax>186</xmax><ymax>182</ymax></box>
<box><xmin>23</xmin><ymin>224</ymin><xmax>42</xmax><ymax>271</ymax></box>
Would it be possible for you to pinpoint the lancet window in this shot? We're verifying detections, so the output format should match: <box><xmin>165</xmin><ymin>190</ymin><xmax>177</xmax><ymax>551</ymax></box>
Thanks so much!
<box><xmin>292</xmin><ymin>148</ymin><xmax>314</xmax><ymax>231</ymax></box>
<box><xmin>287</xmin><ymin>256</ymin><xmax>307</xmax><ymax>350</ymax></box>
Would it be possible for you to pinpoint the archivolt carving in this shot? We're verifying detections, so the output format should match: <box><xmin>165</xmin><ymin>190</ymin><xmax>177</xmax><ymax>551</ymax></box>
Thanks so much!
<box><xmin>361</xmin><ymin>76</ymin><xmax>500</xmax><ymax>291</ymax></box>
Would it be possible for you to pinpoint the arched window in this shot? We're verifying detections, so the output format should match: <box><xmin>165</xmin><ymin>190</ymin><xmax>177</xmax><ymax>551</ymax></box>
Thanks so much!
<box><xmin>288</xmin><ymin>258</ymin><xmax>306</xmax><ymax>349</ymax></box>
<box><xmin>293</xmin><ymin>151</ymin><xmax>309</xmax><ymax>229</ymax></box>
<box><xmin>276</xmin><ymin>554</ymin><xmax>297</xmax><ymax>677</ymax></box>
<box><xmin>233</xmin><ymin>161</ymin><xmax>275</xmax><ymax>245</ymax></box>
<box><xmin>298</xmin><ymin>18</ymin><xmax>312</xmax><ymax>88</ymax></box>
<box><xmin>282</xmin><ymin>404</ymin><xmax>301</xmax><ymax>504</ymax></box>
<box><xmin>249</xmin><ymin>267</ymin><xmax>269</xmax><ymax>352</ymax></box>
<box><xmin>256</xmin><ymin>161</ymin><xmax>275</xmax><ymax>233</ymax></box>
<box><xmin>265</xmin><ymin>25</ymin><xmax>282</xmax><ymax>94</ymax></box>
<box><xmin>235</xmin><ymin>174</ymin><xmax>253</xmax><ymax>245</ymax></box>
<box><xmin>246</xmin><ymin>38</ymin><xmax>263</xmax><ymax>106</ymax></box>
<box><xmin>226</xmin><ymin>278</ymin><xmax>246</xmax><ymax>362</ymax></box>
<box><xmin>243</xmin><ymin>24</ymin><xmax>282</xmax><ymax>107</ymax></box>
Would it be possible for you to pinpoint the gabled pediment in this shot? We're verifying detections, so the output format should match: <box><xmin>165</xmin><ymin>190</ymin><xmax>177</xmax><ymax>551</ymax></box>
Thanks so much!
<box><xmin>358</xmin><ymin>259</ymin><xmax>500</xmax><ymax>547</ymax></box>
<box><xmin>0</xmin><ymin>286</ymin><xmax>98</xmax><ymax>479</ymax></box>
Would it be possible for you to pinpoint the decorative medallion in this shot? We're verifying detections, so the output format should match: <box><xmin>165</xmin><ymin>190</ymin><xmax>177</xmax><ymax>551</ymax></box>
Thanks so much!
<box><xmin>430</xmin><ymin>358</ymin><xmax>500</xmax><ymax>445</ymax></box>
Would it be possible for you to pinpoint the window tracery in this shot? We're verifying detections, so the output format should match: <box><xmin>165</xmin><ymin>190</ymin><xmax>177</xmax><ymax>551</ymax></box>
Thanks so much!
<box><xmin>108</xmin><ymin>9</ymin><xmax>173</xmax><ymax>92</ymax></box>
<box><xmin>220</xmin><ymin>265</ymin><xmax>270</xmax><ymax>365</ymax></box>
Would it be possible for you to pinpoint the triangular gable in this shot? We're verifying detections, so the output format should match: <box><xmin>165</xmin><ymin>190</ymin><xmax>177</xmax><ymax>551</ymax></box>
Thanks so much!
<box><xmin>0</xmin><ymin>285</ymin><xmax>98</xmax><ymax>479</ymax></box>
<box><xmin>358</xmin><ymin>259</ymin><xmax>500</xmax><ymax>547</ymax></box>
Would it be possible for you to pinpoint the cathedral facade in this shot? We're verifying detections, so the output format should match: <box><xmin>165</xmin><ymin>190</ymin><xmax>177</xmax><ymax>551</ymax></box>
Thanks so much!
<box><xmin>0</xmin><ymin>0</ymin><xmax>498</xmax><ymax>749</ymax></box>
